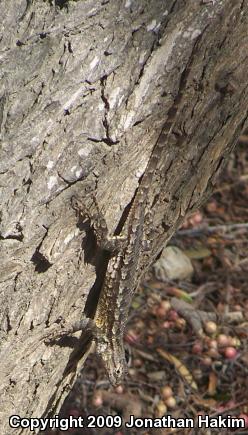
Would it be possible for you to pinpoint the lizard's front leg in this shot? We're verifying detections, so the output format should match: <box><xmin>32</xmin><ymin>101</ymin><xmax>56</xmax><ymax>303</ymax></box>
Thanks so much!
<box><xmin>44</xmin><ymin>317</ymin><xmax>127</xmax><ymax>386</ymax></box>
<box><xmin>44</xmin><ymin>317</ymin><xmax>92</xmax><ymax>343</ymax></box>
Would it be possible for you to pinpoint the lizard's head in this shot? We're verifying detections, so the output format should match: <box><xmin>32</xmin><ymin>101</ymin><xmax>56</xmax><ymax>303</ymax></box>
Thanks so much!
<box><xmin>96</xmin><ymin>335</ymin><xmax>127</xmax><ymax>386</ymax></box>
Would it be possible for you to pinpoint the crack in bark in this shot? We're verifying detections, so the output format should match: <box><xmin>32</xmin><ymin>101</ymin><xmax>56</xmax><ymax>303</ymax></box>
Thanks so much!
<box><xmin>100</xmin><ymin>75</ymin><xmax>119</xmax><ymax>145</ymax></box>
<box><xmin>31</xmin><ymin>227</ymin><xmax>52</xmax><ymax>273</ymax></box>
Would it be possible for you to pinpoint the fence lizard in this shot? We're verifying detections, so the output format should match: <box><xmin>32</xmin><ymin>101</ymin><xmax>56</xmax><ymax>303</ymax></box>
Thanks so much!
<box><xmin>46</xmin><ymin>135</ymin><xmax>175</xmax><ymax>386</ymax></box>
<box><xmin>59</xmin><ymin>140</ymin><xmax>164</xmax><ymax>386</ymax></box>
<box><xmin>45</xmin><ymin>144</ymin><xmax>163</xmax><ymax>385</ymax></box>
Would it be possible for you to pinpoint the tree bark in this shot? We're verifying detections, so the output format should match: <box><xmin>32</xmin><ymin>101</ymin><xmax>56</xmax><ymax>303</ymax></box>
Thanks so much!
<box><xmin>0</xmin><ymin>0</ymin><xmax>247</xmax><ymax>432</ymax></box>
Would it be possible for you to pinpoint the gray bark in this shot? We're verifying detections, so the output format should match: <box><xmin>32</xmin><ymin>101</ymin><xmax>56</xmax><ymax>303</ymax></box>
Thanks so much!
<box><xmin>0</xmin><ymin>0</ymin><xmax>247</xmax><ymax>432</ymax></box>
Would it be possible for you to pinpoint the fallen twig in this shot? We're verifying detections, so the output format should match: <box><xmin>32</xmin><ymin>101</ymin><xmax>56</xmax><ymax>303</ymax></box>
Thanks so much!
<box><xmin>177</xmin><ymin>222</ymin><xmax>248</xmax><ymax>237</ymax></box>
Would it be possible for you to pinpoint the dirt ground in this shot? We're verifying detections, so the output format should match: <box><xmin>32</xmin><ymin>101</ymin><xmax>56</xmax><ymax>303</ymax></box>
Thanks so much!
<box><xmin>44</xmin><ymin>136</ymin><xmax>248</xmax><ymax>435</ymax></box>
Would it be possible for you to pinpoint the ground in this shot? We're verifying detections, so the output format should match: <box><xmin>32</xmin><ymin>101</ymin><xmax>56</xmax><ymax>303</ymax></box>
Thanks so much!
<box><xmin>44</xmin><ymin>137</ymin><xmax>248</xmax><ymax>435</ymax></box>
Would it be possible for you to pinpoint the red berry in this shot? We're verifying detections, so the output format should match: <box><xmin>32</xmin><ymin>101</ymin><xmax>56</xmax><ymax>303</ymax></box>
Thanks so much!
<box><xmin>192</xmin><ymin>342</ymin><xmax>203</xmax><ymax>354</ymax></box>
<box><xmin>217</xmin><ymin>334</ymin><xmax>229</xmax><ymax>348</ymax></box>
<box><xmin>168</xmin><ymin>310</ymin><xmax>179</xmax><ymax>321</ymax></box>
<box><xmin>224</xmin><ymin>347</ymin><xmax>237</xmax><ymax>359</ymax></box>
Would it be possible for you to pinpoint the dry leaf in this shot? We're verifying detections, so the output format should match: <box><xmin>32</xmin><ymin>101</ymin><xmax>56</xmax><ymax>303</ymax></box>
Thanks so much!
<box><xmin>192</xmin><ymin>395</ymin><xmax>217</xmax><ymax>409</ymax></box>
<box><xmin>157</xmin><ymin>348</ymin><xmax>198</xmax><ymax>391</ymax></box>
<box><xmin>208</xmin><ymin>372</ymin><xmax>218</xmax><ymax>396</ymax></box>
<box><xmin>166</xmin><ymin>287</ymin><xmax>193</xmax><ymax>303</ymax></box>
<box><xmin>185</xmin><ymin>246</ymin><xmax>211</xmax><ymax>259</ymax></box>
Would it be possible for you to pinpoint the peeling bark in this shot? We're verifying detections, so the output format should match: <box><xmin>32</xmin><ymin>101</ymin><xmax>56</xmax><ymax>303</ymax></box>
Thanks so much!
<box><xmin>0</xmin><ymin>0</ymin><xmax>247</xmax><ymax>432</ymax></box>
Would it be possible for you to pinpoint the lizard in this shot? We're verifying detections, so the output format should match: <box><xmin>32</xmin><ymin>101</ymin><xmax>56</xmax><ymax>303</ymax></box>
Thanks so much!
<box><xmin>46</xmin><ymin>38</ymin><xmax>200</xmax><ymax>386</ymax></box>
<box><xmin>44</xmin><ymin>139</ymin><xmax>164</xmax><ymax>386</ymax></box>
<box><xmin>60</xmin><ymin>138</ymin><xmax>164</xmax><ymax>386</ymax></box>
<box><xmin>46</xmin><ymin>123</ymin><xmax>178</xmax><ymax>386</ymax></box>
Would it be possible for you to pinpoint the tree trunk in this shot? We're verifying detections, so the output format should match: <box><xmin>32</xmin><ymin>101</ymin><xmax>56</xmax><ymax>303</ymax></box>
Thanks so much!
<box><xmin>0</xmin><ymin>0</ymin><xmax>247</xmax><ymax>432</ymax></box>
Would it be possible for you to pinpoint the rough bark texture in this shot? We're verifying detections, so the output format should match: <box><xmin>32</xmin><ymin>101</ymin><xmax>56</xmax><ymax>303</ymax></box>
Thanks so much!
<box><xmin>0</xmin><ymin>0</ymin><xmax>247</xmax><ymax>432</ymax></box>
